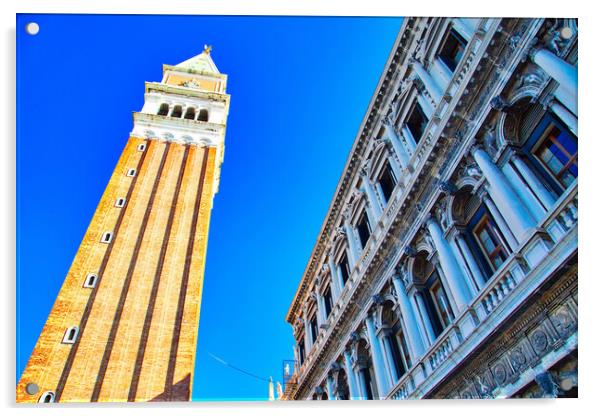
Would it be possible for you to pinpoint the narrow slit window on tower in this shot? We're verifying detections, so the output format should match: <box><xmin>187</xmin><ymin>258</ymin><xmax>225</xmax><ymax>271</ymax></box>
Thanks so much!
<box><xmin>101</xmin><ymin>231</ymin><xmax>113</xmax><ymax>244</ymax></box>
<box><xmin>38</xmin><ymin>391</ymin><xmax>55</xmax><ymax>403</ymax></box>
<box><xmin>157</xmin><ymin>103</ymin><xmax>169</xmax><ymax>116</ymax></box>
<box><xmin>62</xmin><ymin>326</ymin><xmax>79</xmax><ymax>344</ymax></box>
<box><xmin>83</xmin><ymin>273</ymin><xmax>98</xmax><ymax>288</ymax></box>
<box><xmin>126</xmin><ymin>168</ymin><xmax>136</xmax><ymax>177</ymax></box>
<box><xmin>197</xmin><ymin>108</ymin><xmax>209</xmax><ymax>122</ymax></box>
<box><xmin>137</xmin><ymin>143</ymin><xmax>146</xmax><ymax>152</ymax></box>
<box><xmin>171</xmin><ymin>105</ymin><xmax>183</xmax><ymax>118</ymax></box>
<box><xmin>115</xmin><ymin>197</ymin><xmax>126</xmax><ymax>208</ymax></box>
<box><xmin>184</xmin><ymin>107</ymin><xmax>196</xmax><ymax>120</ymax></box>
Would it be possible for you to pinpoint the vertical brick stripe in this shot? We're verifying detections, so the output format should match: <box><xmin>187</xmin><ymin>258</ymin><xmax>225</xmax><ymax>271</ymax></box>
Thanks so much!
<box><xmin>127</xmin><ymin>145</ymin><xmax>191</xmax><ymax>401</ymax></box>
<box><xmin>54</xmin><ymin>139</ymin><xmax>149</xmax><ymax>402</ymax></box>
<box><xmin>163</xmin><ymin>146</ymin><xmax>209</xmax><ymax>399</ymax></box>
<box><xmin>90</xmin><ymin>143</ymin><xmax>171</xmax><ymax>402</ymax></box>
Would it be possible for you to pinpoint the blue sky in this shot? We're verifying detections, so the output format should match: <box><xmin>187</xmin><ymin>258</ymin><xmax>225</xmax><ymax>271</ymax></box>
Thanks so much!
<box><xmin>16</xmin><ymin>14</ymin><xmax>402</xmax><ymax>401</ymax></box>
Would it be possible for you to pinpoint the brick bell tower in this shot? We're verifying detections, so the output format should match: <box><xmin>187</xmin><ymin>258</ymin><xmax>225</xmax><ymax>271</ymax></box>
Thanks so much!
<box><xmin>17</xmin><ymin>46</ymin><xmax>230</xmax><ymax>403</ymax></box>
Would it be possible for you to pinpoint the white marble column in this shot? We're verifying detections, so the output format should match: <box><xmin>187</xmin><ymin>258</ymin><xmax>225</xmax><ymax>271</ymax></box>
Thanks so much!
<box><xmin>365</xmin><ymin>314</ymin><xmax>391</xmax><ymax>397</ymax></box>
<box><xmin>503</xmin><ymin>162</ymin><xmax>546</xmax><ymax>221</ymax></box>
<box><xmin>343</xmin><ymin>221</ymin><xmax>360</xmax><ymax>267</ymax></box>
<box><xmin>379</xmin><ymin>329</ymin><xmax>398</xmax><ymax>385</ymax></box>
<box><xmin>413</xmin><ymin>291</ymin><xmax>437</xmax><ymax>345</ymax></box>
<box><xmin>344</xmin><ymin>350</ymin><xmax>361</xmax><ymax>400</ymax></box>
<box><xmin>326</xmin><ymin>375</ymin><xmax>336</xmax><ymax>400</ymax></box>
<box><xmin>452</xmin><ymin>231</ymin><xmax>487</xmax><ymax>290</ymax></box>
<box><xmin>383</xmin><ymin>120</ymin><xmax>410</xmax><ymax>171</ymax></box>
<box><xmin>511</xmin><ymin>154</ymin><xmax>557</xmax><ymax>211</ymax></box>
<box><xmin>426</xmin><ymin>217</ymin><xmax>473</xmax><ymax>310</ymax></box>
<box><xmin>530</xmin><ymin>48</ymin><xmax>577</xmax><ymax>114</ymax></box>
<box><xmin>472</xmin><ymin>146</ymin><xmax>536</xmax><ymax>241</ymax></box>
<box><xmin>360</xmin><ymin>176</ymin><xmax>383</xmax><ymax>224</ymax></box>
<box><xmin>412</xmin><ymin>61</ymin><xmax>444</xmax><ymax>103</ymax></box>
<box><xmin>355</xmin><ymin>368</ymin><xmax>369</xmax><ymax>400</ymax></box>
<box><xmin>549</xmin><ymin>100</ymin><xmax>578</xmax><ymax>135</ymax></box>
<box><xmin>315</xmin><ymin>293</ymin><xmax>325</xmax><ymax>327</ymax></box>
<box><xmin>481</xmin><ymin>193</ymin><xmax>519</xmax><ymax>250</ymax></box>
<box><xmin>328</xmin><ymin>256</ymin><xmax>343</xmax><ymax>299</ymax></box>
<box><xmin>391</xmin><ymin>275</ymin><xmax>426</xmax><ymax>360</ymax></box>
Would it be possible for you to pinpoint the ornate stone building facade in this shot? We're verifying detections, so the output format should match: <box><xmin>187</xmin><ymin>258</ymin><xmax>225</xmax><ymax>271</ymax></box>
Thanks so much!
<box><xmin>17</xmin><ymin>47</ymin><xmax>230</xmax><ymax>403</ymax></box>
<box><xmin>283</xmin><ymin>18</ymin><xmax>577</xmax><ymax>400</ymax></box>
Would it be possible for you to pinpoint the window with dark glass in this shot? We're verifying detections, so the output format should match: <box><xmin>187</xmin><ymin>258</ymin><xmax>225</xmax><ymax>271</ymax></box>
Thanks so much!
<box><xmin>356</xmin><ymin>211</ymin><xmax>372</xmax><ymax>249</ymax></box>
<box><xmin>534</xmin><ymin>124</ymin><xmax>578</xmax><ymax>189</ymax></box>
<box><xmin>378</xmin><ymin>163</ymin><xmax>397</xmax><ymax>203</ymax></box>
<box><xmin>157</xmin><ymin>103</ymin><xmax>169</xmax><ymax>116</ymax></box>
<box><xmin>397</xmin><ymin>330</ymin><xmax>412</xmax><ymax>370</ymax></box>
<box><xmin>430</xmin><ymin>279</ymin><xmax>455</xmax><ymax>329</ymax></box>
<box><xmin>171</xmin><ymin>105</ymin><xmax>183</xmax><ymax>118</ymax></box>
<box><xmin>323</xmin><ymin>286</ymin><xmax>333</xmax><ymax>318</ymax></box>
<box><xmin>406</xmin><ymin>102</ymin><xmax>428</xmax><ymax>142</ymax></box>
<box><xmin>386</xmin><ymin>334</ymin><xmax>406</xmax><ymax>380</ymax></box>
<box><xmin>309</xmin><ymin>316</ymin><xmax>318</xmax><ymax>344</ymax></box>
<box><xmin>438</xmin><ymin>28</ymin><xmax>468</xmax><ymax>72</ymax></box>
<box><xmin>473</xmin><ymin>213</ymin><xmax>509</xmax><ymax>270</ymax></box>
<box><xmin>362</xmin><ymin>369</ymin><xmax>374</xmax><ymax>400</ymax></box>
<box><xmin>298</xmin><ymin>340</ymin><xmax>305</xmax><ymax>365</ymax></box>
<box><xmin>338</xmin><ymin>254</ymin><xmax>350</xmax><ymax>286</ymax></box>
<box><xmin>184</xmin><ymin>107</ymin><xmax>196</xmax><ymax>120</ymax></box>
<box><xmin>198</xmin><ymin>108</ymin><xmax>209</xmax><ymax>122</ymax></box>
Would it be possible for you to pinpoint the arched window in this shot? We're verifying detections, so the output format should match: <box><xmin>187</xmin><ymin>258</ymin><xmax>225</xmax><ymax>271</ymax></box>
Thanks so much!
<box><xmin>527</xmin><ymin>113</ymin><xmax>578</xmax><ymax>193</ymax></box>
<box><xmin>137</xmin><ymin>143</ymin><xmax>146</xmax><ymax>152</ymax></box>
<box><xmin>380</xmin><ymin>300</ymin><xmax>412</xmax><ymax>381</ymax></box>
<box><xmin>413</xmin><ymin>252</ymin><xmax>454</xmax><ymax>337</ymax></box>
<box><xmin>335</xmin><ymin>366</ymin><xmax>351</xmax><ymax>400</ymax></box>
<box><xmin>171</xmin><ymin>105</ymin><xmax>183</xmax><ymax>118</ymax></box>
<box><xmin>337</xmin><ymin>253</ymin><xmax>351</xmax><ymax>287</ymax></box>
<box><xmin>298</xmin><ymin>338</ymin><xmax>306</xmax><ymax>366</ymax></box>
<box><xmin>322</xmin><ymin>285</ymin><xmax>333</xmax><ymax>319</ymax></box>
<box><xmin>356</xmin><ymin>339</ymin><xmax>376</xmax><ymax>399</ymax></box>
<box><xmin>62</xmin><ymin>326</ymin><xmax>79</xmax><ymax>344</ymax></box>
<box><xmin>197</xmin><ymin>109</ymin><xmax>209</xmax><ymax>122</ymax></box>
<box><xmin>83</xmin><ymin>273</ymin><xmax>98</xmax><ymax>288</ymax></box>
<box><xmin>126</xmin><ymin>168</ymin><xmax>136</xmax><ymax>177</ymax></box>
<box><xmin>115</xmin><ymin>197</ymin><xmax>126</xmax><ymax>208</ymax></box>
<box><xmin>184</xmin><ymin>107</ymin><xmax>196</xmax><ymax>120</ymax></box>
<box><xmin>157</xmin><ymin>103</ymin><xmax>169</xmax><ymax>116</ymax></box>
<box><xmin>452</xmin><ymin>187</ymin><xmax>509</xmax><ymax>278</ymax></box>
<box><xmin>38</xmin><ymin>391</ymin><xmax>55</xmax><ymax>403</ymax></box>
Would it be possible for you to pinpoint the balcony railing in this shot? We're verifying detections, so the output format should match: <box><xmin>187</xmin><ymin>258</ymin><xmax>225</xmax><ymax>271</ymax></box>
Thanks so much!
<box><xmin>386</xmin><ymin>182</ymin><xmax>578</xmax><ymax>399</ymax></box>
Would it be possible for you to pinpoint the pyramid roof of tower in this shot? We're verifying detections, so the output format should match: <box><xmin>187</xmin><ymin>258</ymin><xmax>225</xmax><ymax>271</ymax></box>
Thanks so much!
<box><xmin>175</xmin><ymin>48</ymin><xmax>220</xmax><ymax>74</ymax></box>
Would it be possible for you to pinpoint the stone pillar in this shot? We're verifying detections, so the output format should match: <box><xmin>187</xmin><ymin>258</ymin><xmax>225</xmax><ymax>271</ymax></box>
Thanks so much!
<box><xmin>452</xmin><ymin>231</ymin><xmax>487</xmax><ymax>290</ymax></box>
<box><xmin>355</xmin><ymin>368</ymin><xmax>369</xmax><ymax>400</ymax></box>
<box><xmin>412</xmin><ymin>61</ymin><xmax>444</xmax><ymax>103</ymax></box>
<box><xmin>391</xmin><ymin>275</ymin><xmax>426</xmax><ymax>360</ymax></box>
<box><xmin>328</xmin><ymin>256</ymin><xmax>343</xmax><ymax>299</ymax></box>
<box><xmin>343</xmin><ymin>221</ymin><xmax>360</xmax><ymax>267</ymax></box>
<box><xmin>426</xmin><ymin>217</ymin><xmax>473</xmax><ymax>310</ymax></box>
<box><xmin>379</xmin><ymin>329</ymin><xmax>397</xmax><ymax>385</ymax></box>
<box><xmin>383</xmin><ymin>120</ymin><xmax>410</xmax><ymax>171</ymax></box>
<box><xmin>502</xmin><ymin>162</ymin><xmax>546</xmax><ymax>221</ymax></box>
<box><xmin>549</xmin><ymin>100</ymin><xmax>578</xmax><ymax>135</ymax></box>
<box><xmin>343</xmin><ymin>350</ymin><xmax>361</xmax><ymax>400</ymax></box>
<box><xmin>365</xmin><ymin>314</ymin><xmax>391</xmax><ymax>398</ymax></box>
<box><xmin>481</xmin><ymin>193</ymin><xmax>519</xmax><ymax>250</ymax></box>
<box><xmin>360</xmin><ymin>175</ymin><xmax>383</xmax><ymax>224</ymax></box>
<box><xmin>472</xmin><ymin>146</ymin><xmax>536</xmax><ymax>241</ymax></box>
<box><xmin>315</xmin><ymin>293</ymin><xmax>325</xmax><ymax>327</ymax></box>
<box><xmin>530</xmin><ymin>48</ymin><xmax>577</xmax><ymax>114</ymax></box>
<box><xmin>326</xmin><ymin>375</ymin><xmax>336</xmax><ymax>400</ymax></box>
<box><xmin>511</xmin><ymin>154</ymin><xmax>557</xmax><ymax>211</ymax></box>
<box><xmin>414</xmin><ymin>291</ymin><xmax>437</xmax><ymax>345</ymax></box>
